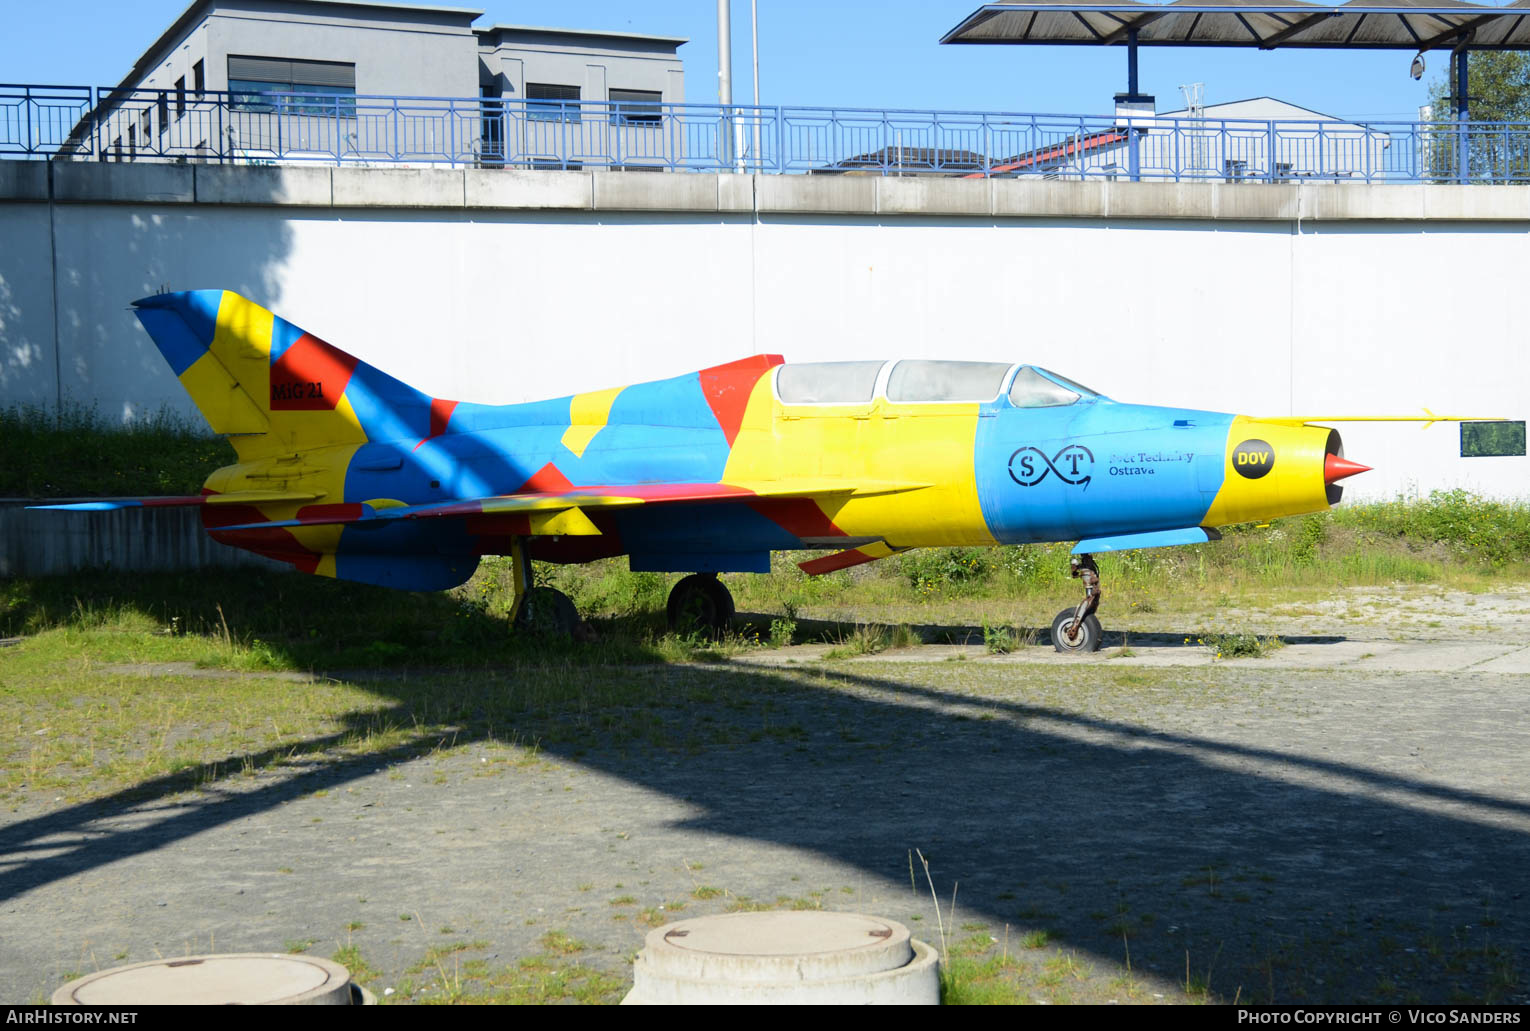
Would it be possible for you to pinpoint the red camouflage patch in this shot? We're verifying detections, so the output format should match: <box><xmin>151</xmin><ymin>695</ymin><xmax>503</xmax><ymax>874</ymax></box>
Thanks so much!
<box><xmin>698</xmin><ymin>354</ymin><xmax>782</xmax><ymax>448</ymax></box>
<box><xmin>270</xmin><ymin>332</ymin><xmax>358</xmax><ymax>411</ymax></box>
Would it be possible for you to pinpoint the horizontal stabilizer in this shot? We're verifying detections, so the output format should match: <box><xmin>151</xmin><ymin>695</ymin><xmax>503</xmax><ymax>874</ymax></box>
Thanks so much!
<box><xmin>798</xmin><ymin>541</ymin><xmax>911</xmax><ymax>576</ymax></box>
<box><xmin>30</xmin><ymin>490</ymin><xmax>319</xmax><ymax>512</ymax></box>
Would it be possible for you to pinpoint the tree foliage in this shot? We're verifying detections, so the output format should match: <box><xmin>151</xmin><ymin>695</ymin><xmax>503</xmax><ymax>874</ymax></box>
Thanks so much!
<box><xmin>1423</xmin><ymin>51</ymin><xmax>1530</xmax><ymax>181</ymax></box>
<box><xmin>1426</xmin><ymin>51</ymin><xmax>1530</xmax><ymax>122</ymax></box>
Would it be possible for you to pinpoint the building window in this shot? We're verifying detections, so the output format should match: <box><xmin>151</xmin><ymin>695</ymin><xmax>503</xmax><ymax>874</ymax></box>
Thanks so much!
<box><xmin>113</xmin><ymin>136</ymin><xmax>123</xmax><ymax>161</ymax></box>
<box><xmin>228</xmin><ymin>56</ymin><xmax>356</xmax><ymax>115</ymax></box>
<box><xmin>141</xmin><ymin>107</ymin><xmax>152</xmax><ymax>139</ymax></box>
<box><xmin>1461</xmin><ymin>421</ymin><xmax>1526</xmax><ymax>457</ymax></box>
<box><xmin>193</xmin><ymin>60</ymin><xmax>205</xmax><ymax>96</ymax></box>
<box><xmin>526</xmin><ymin>83</ymin><xmax>580</xmax><ymax>121</ymax></box>
<box><xmin>157</xmin><ymin>93</ymin><xmax>169</xmax><ymax>134</ymax></box>
<box><xmin>128</xmin><ymin>124</ymin><xmax>136</xmax><ymax>157</ymax></box>
<box><xmin>609</xmin><ymin>87</ymin><xmax>661</xmax><ymax>125</ymax></box>
<box><xmin>175</xmin><ymin>77</ymin><xmax>186</xmax><ymax>118</ymax></box>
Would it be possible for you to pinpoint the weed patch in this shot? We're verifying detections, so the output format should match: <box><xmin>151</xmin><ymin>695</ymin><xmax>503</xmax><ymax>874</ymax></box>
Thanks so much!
<box><xmin>1204</xmin><ymin>632</ymin><xmax>1284</xmax><ymax>660</ymax></box>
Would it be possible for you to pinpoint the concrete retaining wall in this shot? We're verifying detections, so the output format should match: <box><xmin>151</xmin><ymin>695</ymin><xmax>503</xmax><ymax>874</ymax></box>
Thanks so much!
<box><xmin>2</xmin><ymin>163</ymin><xmax>1527</xmax><ymax>510</ymax></box>
<box><xmin>11</xmin><ymin>162</ymin><xmax>1530</xmax><ymax>219</ymax></box>
<box><xmin>1</xmin><ymin>501</ymin><xmax>284</xmax><ymax>577</ymax></box>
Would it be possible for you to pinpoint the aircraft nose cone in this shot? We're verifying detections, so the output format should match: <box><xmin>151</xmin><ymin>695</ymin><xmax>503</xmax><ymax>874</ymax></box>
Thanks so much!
<box><xmin>1324</xmin><ymin>454</ymin><xmax>1372</xmax><ymax>484</ymax></box>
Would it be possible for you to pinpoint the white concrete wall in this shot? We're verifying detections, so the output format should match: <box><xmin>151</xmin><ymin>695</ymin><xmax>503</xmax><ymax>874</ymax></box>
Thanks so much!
<box><xmin>0</xmin><ymin>204</ymin><xmax>56</xmax><ymax>410</ymax></box>
<box><xmin>2</xmin><ymin>174</ymin><xmax>1525</xmax><ymax>501</ymax></box>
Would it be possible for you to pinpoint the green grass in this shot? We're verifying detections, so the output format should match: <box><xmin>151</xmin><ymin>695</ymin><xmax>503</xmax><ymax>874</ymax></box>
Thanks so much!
<box><xmin>0</xmin><ymin>406</ymin><xmax>235</xmax><ymax>498</ymax></box>
<box><xmin>0</xmin><ymin>565</ymin><xmax>750</xmax><ymax>672</ymax></box>
<box><xmin>371</xmin><ymin>937</ymin><xmax>623</xmax><ymax>1005</ymax></box>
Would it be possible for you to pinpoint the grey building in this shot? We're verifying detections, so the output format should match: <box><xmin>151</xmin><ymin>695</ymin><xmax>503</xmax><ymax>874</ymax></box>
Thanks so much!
<box><xmin>70</xmin><ymin>0</ymin><xmax>685</xmax><ymax>166</ymax></box>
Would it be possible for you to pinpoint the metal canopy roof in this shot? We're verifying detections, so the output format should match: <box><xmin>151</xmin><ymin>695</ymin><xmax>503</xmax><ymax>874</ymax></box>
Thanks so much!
<box><xmin>941</xmin><ymin>0</ymin><xmax>1530</xmax><ymax>51</ymax></box>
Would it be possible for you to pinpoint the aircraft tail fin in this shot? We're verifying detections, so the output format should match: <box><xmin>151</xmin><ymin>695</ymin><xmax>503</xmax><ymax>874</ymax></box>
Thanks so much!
<box><xmin>133</xmin><ymin>291</ymin><xmax>451</xmax><ymax>461</ymax></box>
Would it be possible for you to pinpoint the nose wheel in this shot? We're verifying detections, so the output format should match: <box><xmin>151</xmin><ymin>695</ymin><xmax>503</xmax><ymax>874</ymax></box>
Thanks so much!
<box><xmin>1052</xmin><ymin>553</ymin><xmax>1103</xmax><ymax>653</ymax></box>
<box><xmin>667</xmin><ymin>573</ymin><xmax>735</xmax><ymax>637</ymax></box>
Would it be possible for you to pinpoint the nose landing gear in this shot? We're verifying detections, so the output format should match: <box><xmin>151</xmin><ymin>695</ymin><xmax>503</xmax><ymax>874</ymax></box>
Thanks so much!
<box><xmin>1052</xmin><ymin>553</ymin><xmax>1103</xmax><ymax>653</ymax></box>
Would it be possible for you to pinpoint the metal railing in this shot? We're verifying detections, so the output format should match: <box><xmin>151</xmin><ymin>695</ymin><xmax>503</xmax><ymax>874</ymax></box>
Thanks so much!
<box><xmin>5</xmin><ymin>84</ymin><xmax>1530</xmax><ymax>183</ymax></box>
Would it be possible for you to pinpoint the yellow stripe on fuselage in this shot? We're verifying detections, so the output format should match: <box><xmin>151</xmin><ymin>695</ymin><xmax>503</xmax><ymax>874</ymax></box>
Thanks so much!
<box><xmin>561</xmin><ymin>386</ymin><xmax>624</xmax><ymax>458</ymax></box>
<box><xmin>722</xmin><ymin>377</ymin><xmax>997</xmax><ymax>547</ymax></box>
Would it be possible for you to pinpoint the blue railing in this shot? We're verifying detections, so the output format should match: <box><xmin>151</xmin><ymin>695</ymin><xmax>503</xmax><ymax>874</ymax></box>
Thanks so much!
<box><xmin>4</xmin><ymin>83</ymin><xmax>1528</xmax><ymax>184</ymax></box>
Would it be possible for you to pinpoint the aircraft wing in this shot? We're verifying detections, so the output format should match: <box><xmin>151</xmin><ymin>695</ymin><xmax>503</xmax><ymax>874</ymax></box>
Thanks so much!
<box><xmin>29</xmin><ymin>490</ymin><xmax>322</xmax><ymax>511</ymax></box>
<box><xmin>208</xmin><ymin>479</ymin><xmax>931</xmax><ymax>536</ymax></box>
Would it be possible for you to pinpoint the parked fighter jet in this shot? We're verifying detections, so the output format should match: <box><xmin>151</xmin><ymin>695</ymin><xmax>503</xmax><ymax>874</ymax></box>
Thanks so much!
<box><xmin>41</xmin><ymin>290</ymin><xmax>1423</xmax><ymax>652</ymax></box>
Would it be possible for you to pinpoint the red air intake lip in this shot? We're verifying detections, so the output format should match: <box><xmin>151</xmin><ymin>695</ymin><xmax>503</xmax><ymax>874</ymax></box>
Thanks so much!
<box><xmin>1324</xmin><ymin>454</ymin><xmax>1372</xmax><ymax>484</ymax></box>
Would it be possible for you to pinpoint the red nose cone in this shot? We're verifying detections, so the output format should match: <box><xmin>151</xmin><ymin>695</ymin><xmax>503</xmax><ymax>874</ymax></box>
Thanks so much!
<box><xmin>1324</xmin><ymin>454</ymin><xmax>1372</xmax><ymax>484</ymax></box>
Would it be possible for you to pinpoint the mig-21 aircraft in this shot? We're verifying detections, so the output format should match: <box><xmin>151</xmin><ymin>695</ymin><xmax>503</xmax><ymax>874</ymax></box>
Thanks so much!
<box><xmin>40</xmin><ymin>290</ymin><xmax>1418</xmax><ymax>652</ymax></box>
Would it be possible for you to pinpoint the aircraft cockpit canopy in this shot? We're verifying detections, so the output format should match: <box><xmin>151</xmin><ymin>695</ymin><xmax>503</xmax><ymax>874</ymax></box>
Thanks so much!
<box><xmin>775</xmin><ymin>360</ymin><xmax>883</xmax><ymax>404</ymax></box>
<box><xmin>774</xmin><ymin>360</ymin><xmax>1102</xmax><ymax>406</ymax></box>
<box><xmin>886</xmin><ymin>361</ymin><xmax>1011</xmax><ymax>403</ymax></box>
<box><xmin>1009</xmin><ymin>366</ymin><xmax>1099</xmax><ymax>408</ymax></box>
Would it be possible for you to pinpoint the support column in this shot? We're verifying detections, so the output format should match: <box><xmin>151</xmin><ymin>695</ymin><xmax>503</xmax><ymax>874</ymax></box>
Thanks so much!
<box><xmin>1128</xmin><ymin>30</ymin><xmax>1141</xmax><ymax>180</ymax></box>
<box><xmin>1456</xmin><ymin>39</ymin><xmax>1470</xmax><ymax>183</ymax></box>
<box><xmin>1113</xmin><ymin>29</ymin><xmax>1153</xmax><ymax>182</ymax></box>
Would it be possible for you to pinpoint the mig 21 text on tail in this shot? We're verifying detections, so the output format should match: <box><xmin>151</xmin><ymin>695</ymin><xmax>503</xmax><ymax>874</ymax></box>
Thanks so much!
<box><xmin>44</xmin><ymin>290</ymin><xmax>1449</xmax><ymax>652</ymax></box>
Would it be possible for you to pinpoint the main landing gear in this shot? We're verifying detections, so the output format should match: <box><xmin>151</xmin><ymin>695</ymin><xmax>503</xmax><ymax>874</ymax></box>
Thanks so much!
<box><xmin>1051</xmin><ymin>553</ymin><xmax>1103</xmax><ymax>654</ymax></box>
<box><xmin>516</xmin><ymin>586</ymin><xmax>579</xmax><ymax>637</ymax></box>
<box><xmin>508</xmin><ymin>539</ymin><xmax>579</xmax><ymax>637</ymax></box>
<box><xmin>666</xmin><ymin>573</ymin><xmax>735</xmax><ymax>637</ymax></box>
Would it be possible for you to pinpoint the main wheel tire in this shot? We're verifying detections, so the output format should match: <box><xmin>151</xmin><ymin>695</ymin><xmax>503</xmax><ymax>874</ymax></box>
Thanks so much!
<box><xmin>666</xmin><ymin>574</ymin><xmax>735</xmax><ymax>637</ymax></box>
<box><xmin>1051</xmin><ymin>608</ymin><xmax>1103</xmax><ymax>653</ymax></box>
<box><xmin>516</xmin><ymin>586</ymin><xmax>579</xmax><ymax>638</ymax></box>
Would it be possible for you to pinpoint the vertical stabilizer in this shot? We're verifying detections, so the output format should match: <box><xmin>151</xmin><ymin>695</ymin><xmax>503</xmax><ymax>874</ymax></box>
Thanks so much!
<box><xmin>133</xmin><ymin>290</ymin><xmax>447</xmax><ymax>461</ymax></box>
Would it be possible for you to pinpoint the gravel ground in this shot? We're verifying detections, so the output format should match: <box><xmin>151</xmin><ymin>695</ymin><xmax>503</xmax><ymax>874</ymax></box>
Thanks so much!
<box><xmin>3</xmin><ymin>586</ymin><xmax>1528</xmax><ymax>1004</ymax></box>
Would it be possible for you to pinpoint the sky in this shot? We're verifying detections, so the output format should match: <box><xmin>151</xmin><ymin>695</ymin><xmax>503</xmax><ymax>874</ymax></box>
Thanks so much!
<box><xmin>0</xmin><ymin>0</ymin><xmax>1455</xmax><ymax>122</ymax></box>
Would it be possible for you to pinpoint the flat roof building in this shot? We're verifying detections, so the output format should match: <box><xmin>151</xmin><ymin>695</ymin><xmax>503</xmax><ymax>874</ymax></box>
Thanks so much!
<box><xmin>70</xmin><ymin>0</ymin><xmax>686</xmax><ymax>166</ymax></box>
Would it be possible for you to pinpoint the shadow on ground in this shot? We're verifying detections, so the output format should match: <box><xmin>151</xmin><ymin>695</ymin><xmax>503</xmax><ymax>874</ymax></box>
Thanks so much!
<box><xmin>2</xmin><ymin>655</ymin><xmax>1524</xmax><ymax>1003</ymax></box>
